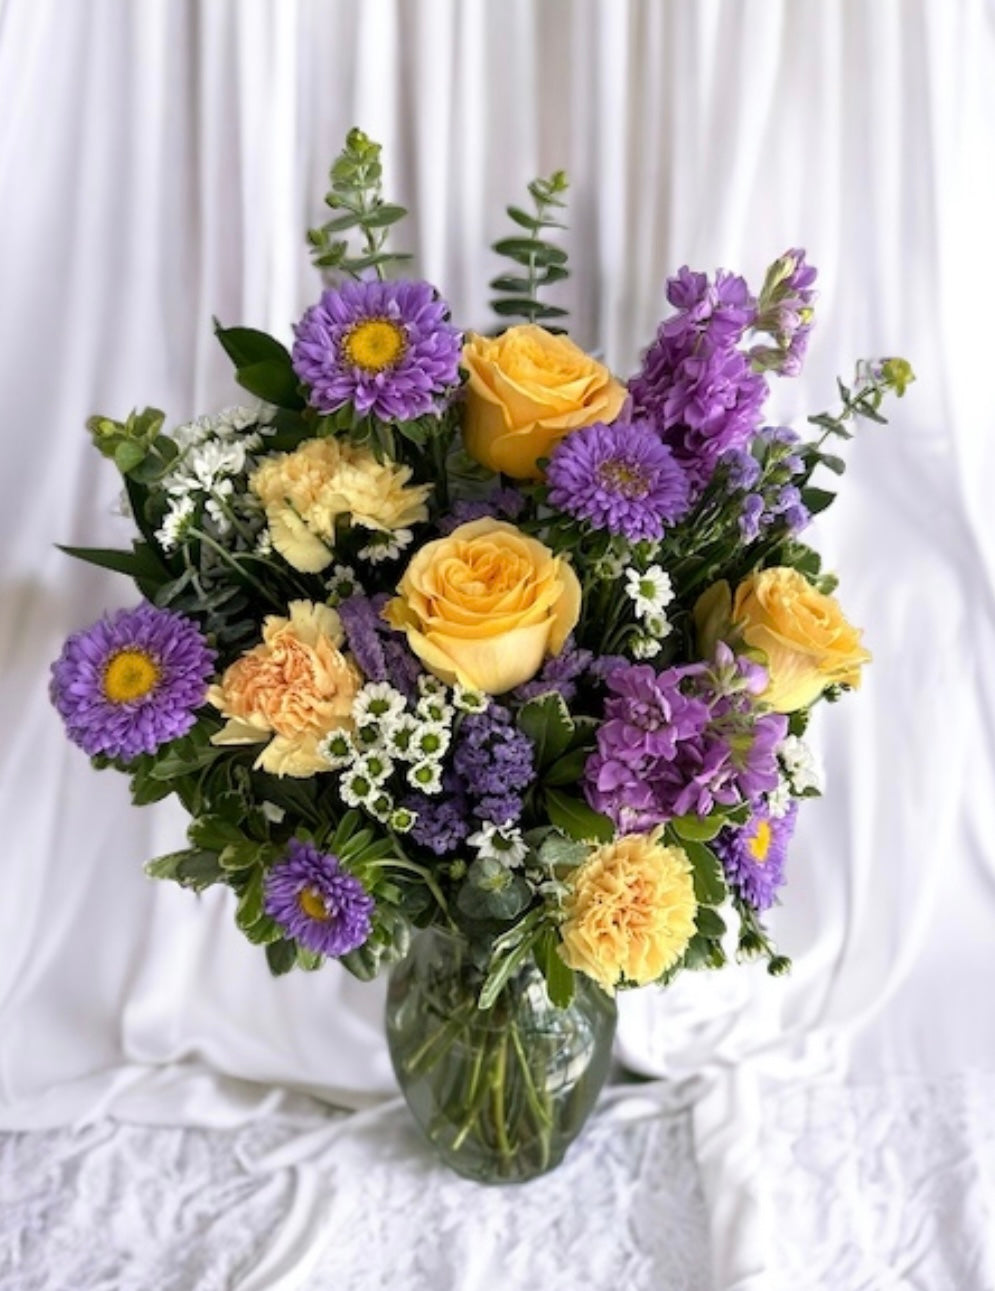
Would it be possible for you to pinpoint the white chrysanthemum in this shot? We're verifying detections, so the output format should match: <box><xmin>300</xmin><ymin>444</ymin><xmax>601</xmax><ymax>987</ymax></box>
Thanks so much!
<box><xmin>340</xmin><ymin>766</ymin><xmax>377</xmax><ymax>807</ymax></box>
<box><xmin>326</xmin><ymin>563</ymin><xmax>361</xmax><ymax>604</ymax></box>
<box><xmin>410</xmin><ymin>721</ymin><xmax>451</xmax><ymax>762</ymax></box>
<box><xmin>417</xmin><ymin>674</ymin><xmax>447</xmax><ymax>699</ymax></box>
<box><xmin>453</xmin><ymin>684</ymin><xmax>488</xmax><ymax>713</ymax></box>
<box><xmin>416</xmin><ymin>693</ymin><xmax>454</xmax><ymax>726</ymax></box>
<box><xmin>256</xmin><ymin>528</ymin><xmax>274</xmax><ymax>557</ymax></box>
<box><xmin>358</xmin><ymin>528</ymin><xmax>414</xmax><ymax>564</ymax></box>
<box><xmin>767</xmin><ymin>778</ymin><xmax>793</xmax><ymax>818</ymax></box>
<box><xmin>631</xmin><ymin>634</ymin><xmax>663</xmax><ymax>660</ymax></box>
<box><xmin>407</xmin><ymin>760</ymin><xmax>444</xmax><ymax>794</ymax></box>
<box><xmin>625</xmin><ymin>565</ymin><xmax>675</xmax><ymax>619</ymax></box>
<box><xmin>778</xmin><ymin>735</ymin><xmax>823</xmax><ymax>795</ymax></box>
<box><xmin>353</xmin><ymin>681</ymin><xmax>407</xmax><ymax>728</ymax></box>
<box><xmin>390</xmin><ymin>805</ymin><xmax>417</xmax><ymax>834</ymax></box>
<box><xmin>355</xmin><ymin>749</ymin><xmax>395</xmax><ymax>785</ymax></box>
<box><xmin>385</xmin><ymin>713</ymin><xmax>420</xmax><ymax>762</ymax></box>
<box><xmin>644</xmin><ymin>613</ymin><xmax>673</xmax><ymax>641</ymax></box>
<box><xmin>467</xmin><ymin>822</ymin><xmax>528</xmax><ymax>869</ymax></box>
<box><xmin>319</xmin><ymin>729</ymin><xmax>357</xmax><ymax>769</ymax></box>
<box><xmin>156</xmin><ymin>495</ymin><xmax>196</xmax><ymax>552</ymax></box>
<box><xmin>367</xmin><ymin>790</ymin><xmax>394</xmax><ymax>823</ymax></box>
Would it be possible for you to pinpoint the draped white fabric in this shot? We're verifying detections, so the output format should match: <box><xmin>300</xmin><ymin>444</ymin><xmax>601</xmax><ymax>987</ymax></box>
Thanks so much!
<box><xmin>2</xmin><ymin>1</ymin><xmax>994</xmax><ymax>1287</ymax></box>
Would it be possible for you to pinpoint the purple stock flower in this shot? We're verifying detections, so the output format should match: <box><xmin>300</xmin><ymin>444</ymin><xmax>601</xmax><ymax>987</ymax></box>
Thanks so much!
<box><xmin>584</xmin><ymin>659</ymin><xmax>787</xmax><ymax>831</ymax></box>
<box><xmin>749</xmin><ymin>250</ymin><xmax>818</xmax><ymax>377</ymax></box>
<box><xmin>546</xmin><ymin>420</ymin><xmax>691</xmax><ymax>541</ymax></box>
<box><xmin>292</xmin><ymin>279</ymin><xmax>462</xmax><ymax>422</ymax></box>
<box><xmin>713</xmin><ymin>803</ymin><xmax>797</xmax><ymax>910</ymax></box>
<box><xmin>50</xmin><ymin>604</ymin><xmax>215</xmax><ymax>763</ymax></box>
<box><xmin>662</xmin><ymin>267</ymin><xmax>757</xmax><ymax>345</ymax></box>
<box><xmin>264</xmin><ymin>839</ymin><xmax>374</xmax><ymax>956</ymax></box>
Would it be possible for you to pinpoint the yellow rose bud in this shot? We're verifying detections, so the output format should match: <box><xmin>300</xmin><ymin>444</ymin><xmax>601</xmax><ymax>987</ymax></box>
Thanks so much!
<box><xmin>694</xmin><ymin>568</ymin><xmax>871</xmax><ymax>713</ymax></box>
<box><xmin>384</xmin><ymin>517</ymin><xmax>581</xmax><ymax>694</ymax></box>
<box><xmin>559</xmin><ymin>832</ymin><xmax>698</xmax><ymax>993</ymax></box>
<box><xmin>207</xmin><ymin>600</ymin><xmax>361</xmax><ymax>777</ymax></box>
<box><xmin>461</xmin><ymin>324</ymin><xmax>627</xmax><ymax>479</ymax></box>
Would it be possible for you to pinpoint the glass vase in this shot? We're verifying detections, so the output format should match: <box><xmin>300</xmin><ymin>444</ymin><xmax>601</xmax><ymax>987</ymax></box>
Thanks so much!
<box><xmin>385</xmin><ymin>926</ymin><xmax>617</xmax><ymax>1184</ymax></box>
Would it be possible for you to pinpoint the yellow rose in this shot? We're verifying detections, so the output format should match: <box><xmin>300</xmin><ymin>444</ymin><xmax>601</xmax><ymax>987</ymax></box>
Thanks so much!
<box><xmin>207</xmin><ymin>600</ymin><xmax>361</xmax><ymax>777</ymax></box>
<box><xmin>384</xmin><ymin>517</ymin><xmax>581</xmax><ymax>694</ymax></box>
<box><xmin>694</xmin><ymin>567</ymin><xmax>872</xmax><ymax>713</ymax></box>
<box><xmin>251</xmin><ymin>438</ymin><xmax>431</xmax><ymax>573</ymax></box>
<box><xmin>461</xmin><ymin>324</ymin><xmax>627</xmax><ymax>479</ymax></box>
<box><xmin>559</xmin><ymin>833</ymin><xmax>698</xmax><ymax>993</ymax></box>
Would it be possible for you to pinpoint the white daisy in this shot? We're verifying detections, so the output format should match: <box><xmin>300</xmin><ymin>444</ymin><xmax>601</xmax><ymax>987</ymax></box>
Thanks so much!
<box><xmin>156</xmin><ymin>495</ymin><xmax>196</xmax><ymax>553</ymax></box>
<box><xmin>352</xmin><ymin>682</ymin><xmax>406</xmax><ymax>728</ymax></box>
<box><xmin>385</xmin><ymin>714</ymin><xmax>421</xmax><ymax>761</ymax></box>
<box><xmin>356</xmin><ymin>749</ymin><xmax>395</xmax><ymax>785</ymax></box>
<box><xmin>416</xmin><ymin>694</ymin><xmax>454</xmax><ymax>726</ymax></box>
<box><xmin>453</xmin><ymin>684</ymin><xmax>488</xmax><ymax>714</ymax></box>
<box><xmin>410</xmin><ymin>722</ymin><xmax>451</xmax><ymax>762</ymax></box>
<box><xmin>319</xmin><ymin>729</ymin><xmax>357</xmax><ymax>769</ymax></box>
<box><xmin>407</xmin><ymin>760</ymin><xmax>444</xmax><ymax>794</ymax></box>
<box><xmin>625</xmin><ymin>565</ymin><xmax>675</xmax><ymax>619</ymax></box>
<box><xmin>326</xmin><ymin>563</ymin><xmax>361</xmax><ymax>604</ymax></box>
<box><xmin>390</xmin><ymin>805</ymin><xmax>417</xmax><ymax>834</ymax></box>
<box><xmin>358</xmin><ymin>528</ymin><xmax>413</xmax><ymax>564</ymax></box>
<box><xmin>467</xmin><ymin>822</ymin><xmax>528</xmax><ymax>869</ymax></box>
<box><xmin>631</xmin><ymin>634</ymin><xmax>664</xmax><ymax>660</ymax></box>
<box><xmin>340</xmin><ymin>767</ymin><xmax>376</xmax><ymax>808</ymax></box>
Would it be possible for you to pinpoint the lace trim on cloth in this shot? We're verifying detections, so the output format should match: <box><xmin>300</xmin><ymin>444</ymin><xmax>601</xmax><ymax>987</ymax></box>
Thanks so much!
<box><xmin>0</xmin><ymin>1092</ymin><xmax>710</xmax><ymax>1291</ymax></box>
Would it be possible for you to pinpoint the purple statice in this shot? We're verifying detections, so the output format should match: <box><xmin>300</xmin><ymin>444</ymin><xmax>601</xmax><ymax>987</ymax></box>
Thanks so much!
<box><xmin>264</xmin><ymin>839</ymin><xmax>374</xmax><ymax>956</ymax></box>
<box><xmin>629</xmin><ymin>268</ymin><xmax>768</xmax><ymax>494</ymax></box>
<box><xmin>513</xmin><ymin>639</ymin><xmax>594</xmax><ymax>705</ymax></box>
<box><xmin>292</xmin><ymin>279</ymin><xmax>462</xmax><ymax>422</ymax></box>
<box><xmin>339</xmin><ymin>593</ymin><xmax>423</xmax><ymax>698</ymax></box>
<box><xmin>438</xmin><ymin>487</ymin><xmax>525</xmax><ymax>535</ymax></box>
<box><xmin>546</xmin><ymin>420</ymin><xmax>691</xmax><ymax>541</ymax></box>
<box><xmin>406</xmin><ymin>775</ymin><xmax>472</xmax><ymax>855</ymax></box>
<box><xmin>748</xmin><ymin>250</ymin><xmax>818</xmax><ymax>377</ymax></box>
<box><xmin>729</xmin><ymin>427</ymin><xmax>811</xmax><ymax>541</ymax></box>
<box><xmin>453</xmin><ymin>705</ymin><xmax>535</xmax><ymax>824</ymax></box>
<box><xmin>713</xmin><ymin>803</ymin><xmax>797</xmax><ymax>910</ymax></box>
<box><xmin>50</xmin><ymin>604</ymin><xmax>215</xmax><ymax>763</ymax></box>
<box><xmin>722</xmin><ymin>447</ymin><xmax>762</xmax><ymax>491</ymax></box>
<box><xmin>739</xmin><ymin>493</ymin><xmax>766</xmax><ymax>542</ymax></box>
<box><xmin>584</xmin><ymin>657</ymin><xmax>787</xmax><ymax>831</ymax></box>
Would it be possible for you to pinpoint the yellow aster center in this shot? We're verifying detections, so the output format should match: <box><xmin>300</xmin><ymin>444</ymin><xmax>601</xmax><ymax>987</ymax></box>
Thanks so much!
<box><xmin>298</xmin><ymin>886</ymin><xmax>331</xmax><ymax>921</ymax></box>
<box><xmin>343</xmin><ymin>318</ymin><xmax>406</xmax><ymax>372</ymax></box>
<box><xmin>748</xmin><ymin>819</ymin><xmax>772</xmax><ymax>864</ymax></box>
<box><xmin>103</xmin><ymin>649</ymin><xmax>161</xmax><ymax>703</ymax></box>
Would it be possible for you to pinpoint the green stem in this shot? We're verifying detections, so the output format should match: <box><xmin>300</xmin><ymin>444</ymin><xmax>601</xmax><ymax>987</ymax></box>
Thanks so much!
<box><xmin>189</xmin><ymin>528</ymin><xmax>284</xmax><ymax>610</ymax></box>
<box><xmin>489</xmin><ymin>1030</ymin><xmax>512</xmax><ymax>1163</ymax></box>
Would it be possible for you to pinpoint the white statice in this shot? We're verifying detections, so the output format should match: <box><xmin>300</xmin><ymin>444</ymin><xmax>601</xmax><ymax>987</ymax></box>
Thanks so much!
<box><xmin>467</xmin><ymin>822</ymin><xmax>528</xmax><ymax>870</ymax></box>
<box><xmin>155</xmin><ymin>494</ymin><xmax>196</xmax><ymax>553</ymax></box>
<box><xmin>358</xmin><ymin>528</ymin><xmax>413</xmax><ymax>564</ymax></box>
<box><xmin>778</xmin><ymin>734</ymin><xmax>824</xmax><ymax>795</ymax></box>
<box><xmin>625</xmin><ymin>565</ymin><xmax>675</xmax><ymax>620</ymax></box>
<box><xmin>353</xmin><ymin>681</ymin><xmax>407</xmax><ymax>729</ymax></box>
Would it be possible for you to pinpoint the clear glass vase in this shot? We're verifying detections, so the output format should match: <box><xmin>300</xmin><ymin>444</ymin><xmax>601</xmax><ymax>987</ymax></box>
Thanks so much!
<box><xmin>385</xmin><ymin>926</ymin><xmax>617</xmax><ymax>1184</ymax></box>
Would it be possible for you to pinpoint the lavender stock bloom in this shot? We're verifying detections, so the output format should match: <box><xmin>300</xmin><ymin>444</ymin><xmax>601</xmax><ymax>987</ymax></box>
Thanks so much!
<box><xmin>292</xmin><ymin>279</ymin><xmax>462</xmax><ymax>422</ymax></box>
<box><xmin>264</xmin><ymin>839</ymin><xmax>374</xmax><ymax>957</ymax></box>
<box><xmin>50</xmin><ymin>604</ymin><xmax>215</xmax><ymax>763</ymax></box>
<box><xmin>749</xmin><ymin>250</ymin><xmax>818</xmax><ymax>377</ymax></box>
<box><xmin>546</xmin><ymin>420</ymin><xmax>691</xmax><ymax>541</ymax></box>
<box><xmin>584</xmin><ymin>659</ymin><xmax>787</xmax><ymax>831</ymax></box>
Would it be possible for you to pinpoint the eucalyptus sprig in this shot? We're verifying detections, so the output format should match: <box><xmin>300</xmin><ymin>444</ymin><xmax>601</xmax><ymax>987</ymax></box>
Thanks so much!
<box><xmin>307</xmin><ymin>128</ymin><xmax>412</xmax><ymax>280</ymax></box>
<box><xmin>490</xmin><ymin>170</ymin><xmax>570</xmax><ymax>327</ymax></box>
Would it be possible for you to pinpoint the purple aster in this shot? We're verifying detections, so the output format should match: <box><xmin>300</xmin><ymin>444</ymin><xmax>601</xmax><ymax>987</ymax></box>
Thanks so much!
<box><xmin>584</xmin><ymin>659</ymin><xmax>787</xmax><ymax>831</ymax></box>
<box><xmin>713</xmin><ymin>803</ymin><xmax>797</xmax><ymax>910</ymax></box>
<box><xmin>50</xmin><ymin>604</ymin><xmax>215</xmax><ymax>763</ymax></box>
<box><xmin>546</xmin><ymin>420</ymin><xmax>691</xmax><ymax>541</ymax></box>
<box><xmin>264</xmin><ymin>839</ymin><xmax>374</xmax><ymax>956</ymax></box>
<box><xmin>292</xmin><ymin>279</ymin><xmax>462</xmax><ymax>422</ymax></box>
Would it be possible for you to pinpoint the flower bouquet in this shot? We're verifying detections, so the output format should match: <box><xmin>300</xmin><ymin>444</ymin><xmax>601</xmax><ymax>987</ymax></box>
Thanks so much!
<box><xmin>51</xmin><ymin>130</ymin><xmax>911</xmax><ymax>1183</ymax></box>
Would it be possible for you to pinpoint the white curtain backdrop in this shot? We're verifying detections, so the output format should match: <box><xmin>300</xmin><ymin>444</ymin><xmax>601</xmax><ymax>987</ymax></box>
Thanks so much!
<box><xmin>2</xmin><ymin>1</ymin><xmax>994</xmax><ymax>1287</ymax></box>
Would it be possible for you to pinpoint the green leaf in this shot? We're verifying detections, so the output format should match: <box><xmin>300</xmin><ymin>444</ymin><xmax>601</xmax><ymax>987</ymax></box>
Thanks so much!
<box><xmin>800</xmin><ymin>486</ymin><xmax>836</xmax><ymax>517</ymax></box>
<box><xmin>362</xmin><ymin>203</ymin><xmax>408</xmax><ymax>228</ymax></box>
<box><xmin>114</xmin><ymin>440</ymin><xmax>147</xmax><ymax>474</ymax></box>
<box><xmin>235</xmin><ymin>866</ymin><xmax>266</xmax><ymax>930</ymax></box>
<box><xmin>489</xmin><ymin>274</ymin><xmax>533</xmax><ymax>294</ymax></box>
<box><xmin>479</xmin><ymin>930</ymin><xmax>540</xmax><ymax>1010</ymax></box>
<box><xmin>696</xmin><ymin>906</ymin><xmax>727</xmax><ymax>939</ymax></box>
<box><xmin>536</xmin><ymin>832</ymin><xmax>589</xmax><ymax>870</ymax></box>
<box><xmin>517</xmin><ymin>692</ymin><xmax>574</xmax><ymax>769</ymax></box>
<box><xmin>57</xmin><ymin>542</ymin><xmax>172</xmax><ymax>586</ymax></box>
<box><xmin>670</xmin><ymin>813</ymin><xmax>724</xmax><ymax>842</ymax></box>
<box><xmin>214</xmin><ymin>325</ymin><xmax>292</xmax><ymax>369</ymax></box>
<box><xmin>235</xmin><ymin>360</ymin><xmax>304</xmax><ymax>410</ymax></box>
<box><xmin>679</xmin><ymin>839</ymin><xmax>728</xmax><ymax>907</ymax></box>
<box><xmin>818</xmin><ymin>452</ymin><xmax>847</xmax><ymax>475</ymax></box>
<box><xmin>492</xmin><ymin>237</ymin><xmax>568</xmax><ymax>265</ymax></box>
<box><xmin>148</xmin><ymin>736</ymin><xmax>225</xmax><ymax>781</ymax></box>
<box><xmin>537</xmin><ymin>929</ymin><xmax>575</xmax><ymax>1008</ymax></box>
<box><xmin>542</xmin><ymin>746</ymin><xmax>592</xmax><ymax>787</ymax></box>
<box><xmin>266</xmin><ymin>939</ymin><xmax>298</xmax><ymax>976</ymax></box>
<box><xmin>144</xmin><ymin>850</ymin><xmax>190</xmax><ymax>881</ymax></box>
<box><xmin>188</xmin><ymin>815</ymin><xmax>249</xmax><ymax>851</ymax></box>
<box><xmin>544</xmin><ymin>790</ymin><xmax>614</xmax><ymax>844</ymax></box>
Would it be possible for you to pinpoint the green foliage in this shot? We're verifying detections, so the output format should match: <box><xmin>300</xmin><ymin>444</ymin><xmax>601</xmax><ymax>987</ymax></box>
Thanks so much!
<box><xmin>213</xmin><ymin>324</ymin><xmax>305</xmax><ymax>410</ymax></box>
<box><xmin>456</xmin><ymin>858</ymin><xmax>532</xmax><ymax>923</ymax></box>
<box><xmin>306</xmin><ymin>128</ymin><xmax>412</xmax><ymax>279</ymax></box>
<box><xmin>543</xmin><ymin>790</ymin><xmax>614</xmax><ymax>844</ymax></box>
<box><xmin>536</xmin><ymin>928</ymin><xmax>575</xmax><ymax>1008</ymax></box>
<box><xmin>489</xmin><ymin>171</ymin><xmax>570</xmax><ymax>326</ymax></box>
<box><xmin>87</xmin><ymin>407</ymin><xmax>168</xmax><ymax>477</ymax></box>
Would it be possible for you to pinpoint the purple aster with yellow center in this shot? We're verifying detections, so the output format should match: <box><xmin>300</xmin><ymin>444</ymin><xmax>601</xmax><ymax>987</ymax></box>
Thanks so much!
<box><xmin>292</xmin><ymin>278</ymin><xmax>462</xmax><ymax>422</ymax></box>
<box><xmin>713</xmin><ymin>803</ymin><xmax>797</xmax><ymax>910</ymax></box>
<box><xmin>546</xmin><ymin>420</ymin><xmax>691</xmax><ymax>541</ymax></box>
<box><xmin>50</xmin><ymin>603</ymin><xmax>215</xmax><ymax>763</ymax></box>
<box><xmin>263</xmin><ymin>839</ymin><xmax>375</xmax><ymax>957</ymax></box>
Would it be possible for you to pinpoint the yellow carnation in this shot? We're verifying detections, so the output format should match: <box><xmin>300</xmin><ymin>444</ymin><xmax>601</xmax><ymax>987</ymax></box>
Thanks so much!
<box><xmin>461</xmin><ymin>324</ymin><xmax>627</xmax><ymax>479</ymax></box>
<box><xmin>207</xmin><ymin>600</ymin><xmax>360</xmax><ymax>777</ymax></box>
<box><xmin>250</xmin><ymin>438</ymin><xmax>431</xmax><ymax>573</ymax></box>
<box><xmin>384</xmin><ymin>517</ymin><xmax>581</xmax><ymax>694</ymax></box>
<box><xmin>694</xmin><ymin>567</ymin><xmax>871</xmax><ymax>713</ymax></box>
<box><xmin>559</xmin><ymin>833</ymin><xmax>698</xmax><ymax>993</ymax></box>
